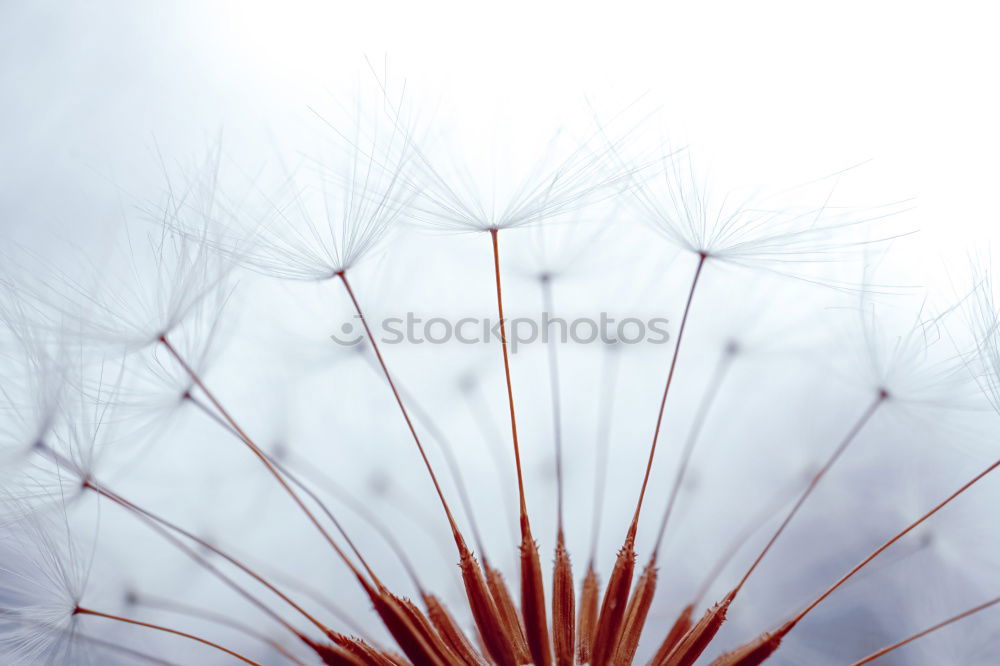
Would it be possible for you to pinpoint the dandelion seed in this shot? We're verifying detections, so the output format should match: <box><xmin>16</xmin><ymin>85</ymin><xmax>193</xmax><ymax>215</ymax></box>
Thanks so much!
<box><xmin>623</xmin><ymin>152</ymin><xmax>911</xmax><ymax>288</ymax></box>
<box><xmin>0</xmin><ymin>505</ymin><xmax>88</xmax><ymax>665</ymax></box>
<box><xmin>0</xmin><ymin>497</ymin><xmax>262</xmax><ymax>665</ymax></box>
<box><xmin>207</xmin><ymin>92</ymin><xmax>417</xmax><ymax>282</ymax></box>
<box><xmin>6</xmin><ymin>149</ymin><xmax>235</xmax><ymax>351</ymax></box>
<box><xmin>72</xmin><ymin>607</ymin><xmax>263</xmax><ymax>666</ymax></box>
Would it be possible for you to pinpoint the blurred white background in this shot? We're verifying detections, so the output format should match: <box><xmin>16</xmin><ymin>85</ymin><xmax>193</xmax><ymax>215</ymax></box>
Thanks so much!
<box><xmin>2</xmin><ymin>0</ymin><xmax>998</xmax><ymax>266</ymax></box>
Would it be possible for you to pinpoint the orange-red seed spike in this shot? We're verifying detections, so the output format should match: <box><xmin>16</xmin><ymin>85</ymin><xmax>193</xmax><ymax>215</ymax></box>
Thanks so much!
<box><xmin>553</xmin><ymin>533</ymin><xmax>575</xmax><ymax>666</ymax></box>
<box><xmin>613</xmin><ymin>560</ymin><xmax>659</xmax><ymax>665</ymax></box>
<box><xmin>576</xmin><ymin>565</ymin><xmax>601</xmax><ymax>664</ymax></box>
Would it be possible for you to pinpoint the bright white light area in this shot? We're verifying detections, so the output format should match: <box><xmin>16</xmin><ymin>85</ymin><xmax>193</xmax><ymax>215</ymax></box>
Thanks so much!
<box><xmin>2</xmin><ymin>0</ymin><xmax>998</xmax><ymax>277</ymax></box>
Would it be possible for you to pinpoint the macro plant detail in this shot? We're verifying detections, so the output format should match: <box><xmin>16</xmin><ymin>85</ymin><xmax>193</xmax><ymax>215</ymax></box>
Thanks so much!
<box><xmin>2</xmin><ymin>76</ymin><xmax>1000</xmax><ymax>666</ymax></box>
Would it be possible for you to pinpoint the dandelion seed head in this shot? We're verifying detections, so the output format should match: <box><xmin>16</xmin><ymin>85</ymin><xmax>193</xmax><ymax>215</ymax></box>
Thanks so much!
<box><xmin>626</xmin><ymin>152</ymin><xmax>914</xmax><ymax>289</ymax></box>
<box><xmin>6</xmin><ymin>150</ymin><xmax>234</xmax><ymax>352</ymax></box>
<box><xmin>845</xmin><ymin>291</ymin><xmax>980</xmax><ymax>413</ymax></box>
<box><xmin>0</xmin><ymin>503</ymin><xmax>91</xmax><ymax>665</ymax></box>
<box><xmin>406</xmin><ymin>108</ymin><xmax>642</xmax><ymax>235</ymax></box>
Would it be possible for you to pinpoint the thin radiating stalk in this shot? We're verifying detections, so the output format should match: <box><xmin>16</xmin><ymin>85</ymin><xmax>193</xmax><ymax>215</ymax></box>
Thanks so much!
<box><xmin>367</xmin><ymin>354</ymin><xmax>491</xmax><ymax>562</ymax></box>
<box><xmin>661</xmin><ymin>391</ymin><xmax>886</xmax><ymax>666</ymax></box>
<box><xmin>578</xmin><ymin>341</ymin><xmax>622</xmax><ymax>664</ymax></box>
<box><xmin>73</xmin><ymin>631</ymin><xmax>179</xmax><ymax>666</ymax></box>
<box><xmin>693</xmin><ymin>479</ymin><xmax>802</xmax><ymax>608</ymax></box>
<box><xmin>627</xmin><ymin>253</ymin><xmax>708</xmax><ymax>534</ymax></box>
<box><xmin>83</xmin><ymin>479</ymin><xmax>326</xmax><ymax>637</ymax></box>
<box><xmin>710</xmin><ymin>457</ymin><xmax>1000</xmax><ymax>666</ymax></box>
<box><xmin>130</xmin><ymin>593</ymin><xmax>307</xmax><ymax>665</ymax></box>
<box><xmin>652</xmin><ymin>344</ymin><xmax>736</xmax><ymax>557</ymax></box>
<box><xmin>540</xmin><ymin>273</ymin><xmax>566</xmax><ymax>537</ymax></box>
<box><xmin>588</xmin><ymin>341</ymin><xmax>623</xmax><ymax>568</ymax></box>
<box><xmin>159</xmin><ymin>336</ymin><xmax>375</xmax><ymax>591</ymax></box>
<box><xmin>74</xmin><ymin>607</ymin><xmax>262</xmax><ymax>666</ymax></box>
<box><xmin>653</xmin><ymin>474</ymin><xmax>805</xmax><ymax>663</ymax></box>
<box><xmin>540</xmin><ymin>273</ymin><xmax>575</xmax><ymax>666</ymax></box>
<box><xmin>277</xmin><ymin>452</ymin><xmax>429</xmax><ymax>596</ymax></box>
<box><xmin>653</xmin><ymin>455</ymin><xmax>857</xmax><ymax>662</ymax></box>
<box><xmin>336</xmin><ymin>274</ymin><xmax>466</xmax><ymax>544</ymax></box>
<box><xmin>275</xmin><ymin>446</ymin><xmax>458</xmax><ymax>585</ymax></box>
<box><xmin>257</xmin><ymin>566</ymin><xmax>372</xmax><ymax>642</ymax></box>
<box><xmin>186</xmin><ymin>393</ymin><xmax>389</xmax><ymax>591</ymax></box>
<box><xmin>616</xmin><ymin>343</ymin><xmax>736</xmax><ymax>664</ymax></box>
<box><xmin>790</xmin><ymin>457</ymin><xmax>1000</xmax><ymax>627</ymax></box>
<box><xmin>849</xmin><ymin>596</ymin><xmax>1000</xmax><ymax>665</ymax></box>
<box><xmin>337</xmin><ymin>271</ymin><xmax>517</xmax><ymax>666</ymax></box>
<box><xmin>34</xmin><ymin>442</ymin><xmax>327</xmax><ymax>640</ymax></box>
<box><xmin>462</xmin><ymin>378</ymin><xmax>522</xmax><ymax>552</ymax></box>
<box><xmin>489</xmin><ymin>229</ymin><xmax>551</xmax><ymax>666</ymax></box>
<box><xmin>733</xmin><ymin>391</ymin><xmax>887</xmax><ymax>595</ymax></box>
<box><xmin>162</xmin><ymin>336</ymin><xmax>461</xmax><ymax>666</ymax></box>
<box><xmin>82</xmin><ymin>457</ymin><xmax>421</xmax><ymax>665</ymax></box>
<box><xmin>488</xmin><ymin>230</ymin><xmax>530</xmax><ymax>523</ymax></box>
<box><xmin>593</xmin><ymin>253</ymin><xmax>706</xmax><ymax>666</ymax></box>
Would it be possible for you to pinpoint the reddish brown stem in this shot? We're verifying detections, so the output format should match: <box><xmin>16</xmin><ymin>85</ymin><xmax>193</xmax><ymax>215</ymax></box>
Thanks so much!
<box><xmin>185</xmin><ymin>393</ymin><xmax>386</xmax><ymax>591</ymax></box>
<box><xmin>489</xmin><ymin>229</ymin><xmax>529</xmax><ymax>523</ymax></box>
<box><xmin>540</xmin><ymin>274</ymin><xmax>566</xmax><ymax>533</ymax></box>
<box><xmin>850</xmin><ymin>596</ymin><xmax>1000</xmax><ymax>665</ymax></box>
<box><xmin>734</xmin><ymin>392</ymin><xmax>886</xmax><ymax>594</ymax></box>
<box><xmin>75</xmin><ymin>607</ymin><xmax>262</xmax><ymax>665</ymax></box>
<box><xmin>338</xmin><ymin>272</ymin><xmax>516</xmax><ymax>666</ymax></box>
<box><xmin>787</xmin><ymin>457</ymin><xmax>1000</xmax><ymax>628</ymax></box>
<box><xmin>588</xmin><ymin>342</ymin><xmax>622</xmax><ymax>569</ymax></box>
<box><xmin>490</xmin><ymin>229</ymin><xmax>553</xmax><ymax>666</ymax></box>
<box><xmin>462</xmin><ymin>378</ymin><xmax>521</xmax><ymax>554</ymax></box>
<box><xmin>337</xmin><ymin>272</ymin><xmax>465</xmax><ymax>545</ymax></box>
<box><xmin>628</xmin><ymin>252</ymin><xmax>706</xmax><ymax>540</ymax></box>
<box><xmin>591</xmin><ymin>254</ymin><xmax>705</xmax><ymax>666</ymax></box>
<box><xmin>33</xmin><ymin>441</ymin><xmax>325</xmax><ymax>640</ymax></box>
<box><xmin>367</xmin><ymin>357</ymin><xmax>491</xmax><ymax>560</ymax></box>
<box><xmin>652</xmin><ymin>344</ymin><xmax>735</xmax><ymax>557</ymax></box>
<box><xmin>132</xmin><ymin>593</ymin><xmax>307</xmax><ymax>666</ymax></box>
<box><xmin>159</xmin><ymin>335</ymin><xmax>373</xmax><ymax>593</ymax></box>
<box><xmin>82</xmin><ymin>478</ymin><xmax>327</xmax><ymax>636</ymax></box>
<box><xmin>694</xmin><ymin>479</ymin><xmax>801</xmax><ymax>607</ymax></box>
